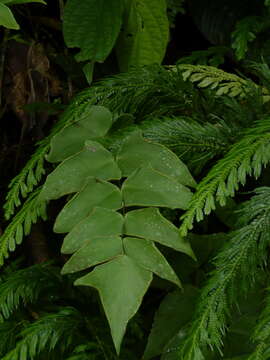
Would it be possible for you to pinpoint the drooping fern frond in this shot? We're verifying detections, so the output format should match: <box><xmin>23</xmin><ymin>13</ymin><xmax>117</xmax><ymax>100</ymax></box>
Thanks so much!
<box><xmin>180</xmin><ymin>117</ymin><xmax>270</xmax><ymax>236</ymax></box>
<box><xmin>177</xmin><ymin>64</ymin><xmax>255</xmax><ymax>98</ymax></box>
<box><xmin>0</xmin><ymin>263</ymin><xmax>62</xmax><ymax>319</ymax></box>
<box><xmin>247</xmin><ymin>287</ymin><xmax>270</xmax><ymax>360</ymax></box>
<box><xmin>0</xmin><ymin>188</ymin><xmax>46</xmax><ymax>265</ymax></box>
<box><xmin>178</xmin><ymin>187</ymin><xmax>270</xmax><ymax>359</ymax></box>
<box><xmin>3</xmin><ymin>94</ymin><xmax>98</xmax><ymax>220</ymax></box>
<box><xmin>2</xmin><ymin>307</ymin><xmax>84</xmax><ymax>360</ymax></box>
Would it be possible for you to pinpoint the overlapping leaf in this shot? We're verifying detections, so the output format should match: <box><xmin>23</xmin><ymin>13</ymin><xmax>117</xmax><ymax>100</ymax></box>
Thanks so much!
<box><xmin>63</xmin><ymin>0</ymin><xmax>124</xmax><ymax>62</ymax></box>
<box><xmin>41</xmin><ymin>105</ymin><xmax>195</xmax><ymax>353</ymax></box>
<box><xmin>47</xmin><ymin>105</ymin><xmax>113</xmax><ymax>163</ymax></box>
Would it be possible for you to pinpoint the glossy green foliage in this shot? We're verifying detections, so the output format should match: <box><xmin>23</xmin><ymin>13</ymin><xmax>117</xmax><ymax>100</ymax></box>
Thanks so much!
<box><xmin>63</xmin><ymin>0</ymin><xmax>124</xmax><ymax>63</ymax></box>
<box><xmin>40</xmin><ymin>105</ymin><xmax>195</xmax><ymax>353</ymax></box>
<box><xmin>62</xmin><ymin>0</ymin><xmax>169</xmax><ymax>79</ymax></box>
<box><xmin>47</xmin><ymin>105</ymin><xmax>113</xmax><ymax>163</ymax></box>
<box><xmin>116</xmin><ymin>131</ymin><xmax>196</xmax><ymax>187</ymax></box>
<box><xmin>0</xmin><ymin>3</ymin><xmax>19</xmax><ymax>29</ymax></box>
<box><xmin>116</xmin><ymin>0</ymin><xmax>169</xmax><ymax>71</ymax></box>
<box><xmin>75</xmin><ymin>255</ymin><xmax>152</xmax><ymax>354</ymax></box>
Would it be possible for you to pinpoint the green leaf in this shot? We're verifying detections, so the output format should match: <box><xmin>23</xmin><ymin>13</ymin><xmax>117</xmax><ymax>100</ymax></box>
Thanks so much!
<box><xmin>0</xmin><ymin>3</ymin><xmax>19</xmax><ymax>29</ymax></box>
<box><xmin>39</xmin><ymin>141</ymin><xmax>121</xmax><ymax>201</ymax></box>
<box><xmin>116</xmin><ymin>0</ymin><xmax>169</xmax><ymax>71</ymax></box>
<box><xmin>116</xmin><ymin>131</ymin><xmax>196</xmax><ymax>187</ymax></box>
<box><xmin>63</xmin><ymin>0</ymin><xmax>124</xmax><ymax>62</ymax></box>
<box><xmin>123</xmin><ymin>237</ymin><xmax>180</xmax><ymax>287</ymax></box>
<box><xmin>62</xmin><ymin>236</ymin><xmax>123</xmax><ymax>274</ymax></box>
<box><xmin>75</xmin><ymin>255</ymin><xmax>152</xmax><ymax>354</ymax></box>
<box><xmin>124</xmin><ymin>207</ymin><xmax>195</xmax><ymax>259</ymax></box>
<box><xmin>47</xmin><ymin>105</ymin><xmax>113</xmax><ymax>163</ymax></box>
<box><xmin>83</xmin><ymin>61</ymin><xmax>94</xmax><ymax>85</ymax></box>
<box><xmin>61</xmin><ymin>207</ymin><xmax>123</xmax><ymax>254</ymax></box>
<box><xmin>122</xmin><ymin>167</ymin><xmax>192</xmax><ymax>209</ymax></box>
<box><xmin>54</xmin><ymin>179</ymin><xmax>122</xmax><ymax>233</ymax></box>
<box><xmin>0</xmin><ymin>0</ymin><xmax>46</xmax><ymax>5</ymax></box>
<box><xmin>144</xmin><ymin>286</ymin><xmax>198</xmax><ymax>359</ymax></box>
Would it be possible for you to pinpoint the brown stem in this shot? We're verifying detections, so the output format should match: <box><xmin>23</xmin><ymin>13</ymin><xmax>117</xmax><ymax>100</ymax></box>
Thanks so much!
<box><xmin>26</xmin><ymin>222</ymin><xmax>50</xmax><ymax>264</ymax></box>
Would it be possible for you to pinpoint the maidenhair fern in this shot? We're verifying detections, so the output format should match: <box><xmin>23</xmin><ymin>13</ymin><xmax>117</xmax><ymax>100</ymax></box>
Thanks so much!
<box><xmin>180</xmin><ymin>117</ymin><xmax>270</xmax><ymax>236</ymax></box>
<box><xmin>3</xmin><ymin>63</ymin><xmax>262</xmax><ymax>222</ymax></box>
<box><xmin>2</xmin><ymin>62</ymin><xmax>270</xmax><ymax>358</ymax></box>
<box><xmin>177</xmin><ymin>187</ymin><xmax>270</xmax><ymax>359</ymax></box>
<box><xmin>39</xmin><ymin>104</ymin><xmax>196</xmax><ymax>353</ymax></box>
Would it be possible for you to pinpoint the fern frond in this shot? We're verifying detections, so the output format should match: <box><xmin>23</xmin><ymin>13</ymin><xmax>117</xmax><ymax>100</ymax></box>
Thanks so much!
<box><xmin>248</xmin><ymin>286</ymin><xmax>270</xmax><ymax>360</ymax></box>
<box><xmin>180</xmin><ymin>117</ymin><xmax>270</xmax><ymax>236</ymax></box>
<box><xmin>141</xmin><ymin>116</ymin><xmax>239</xmax><ymax>172</ymax></box>
<box><xmin>0</xmin><ymin>321</ymin><xmax>20</xmax><ymax>357</ymax></box>
<box><xmin>76</xmin><ymin>65</ymin><xmax>195</xmax><ymax>121</ymax></box>
<box><xmin>0</xmin><ymin>263</ymin><xmax>62</xmax><ymax>319</ymax></box>
<box><xmin>177</xmin><ymin>64</ymin><xmax>252</xmax><ymax>98</ymax></box>
<box><xmin>0</xmin><ymin>188</ymin><xmax>46</xmax><ymax>265</ymax></box>
<box><xmin>179</xmin><ymin>187</ymin><xmax>270</xmax><ymax>359</ymax></box>
<box><xmin>2</xmin><ymin>307</ymin><xmax>84</xmax><ymax>360</ymax></box>
<box><xmin>3</xmin><ymin>95</ymin><xmax>95</xmax><ymax>220</ymax></box>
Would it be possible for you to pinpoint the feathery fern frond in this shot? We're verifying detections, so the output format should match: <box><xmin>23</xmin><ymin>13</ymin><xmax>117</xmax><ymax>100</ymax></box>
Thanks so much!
<box><xmin>3</xmin><ymin>95</ymin><xmax>96</xmax><ymax>220</ymax></box>
<box><xmin>2</xmin><ymin>307</ymin><xmax>84</xmax><ymax>360</ymax></box>
<box><xmin>0</xmin><ymin>188</ymin><xmax>46</xmax><ymax>265</ymax></box>
<box><xmin>178</xmin><ymin>187</ymin><xmax>270</xmax><ymax>359</ymax></box>
<box><xmin>177</xmin><ymin>64</ymin><xmax>253</xmax><ymax>97</ymax></box>
<box><xmin>141</xmin><ymin>116</ymin><xmax>239</xmax><ymax>172</ymax></box>
<box><xmin>80</xmin><ymin>65</ymin><xmax>194</xmax><ymax>120</ymax></box>
<box><xmin>0</xmin><ymin>321</ymin><xmax>21</xmax><ymax>357</ymax></box>
<box><xmin>0</xmin><ymin>263</ymin><xmax>62</xmax><ymax>319</ymax></box>
<box><xmin>248</xmin><ymin>286</ymin><xmax>270</xmax><ymax>360</ymax></box>
<box><xmin>180</xmin><ymin>117</ymin><xmax>270</xmax><ymax>236</ymax></box>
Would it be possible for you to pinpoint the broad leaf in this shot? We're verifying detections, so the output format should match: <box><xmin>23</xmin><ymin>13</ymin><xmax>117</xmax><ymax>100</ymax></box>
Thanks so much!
<box><xmin>116</xmin><ymin>0</ymin><xmax>169</xmax><ymax>71</ymax></box>
<box><xmin>47</xmin><ymin>105</ymin><xmax>112</xmax><ymax>163</ymax></box>
<box><xmin>39</xmin><ymin>141</ymin><xmax>121</xmax><ymax>201</ymax></box>
<box><xmin>144</xmin><ymin>286</ymin><xmax>198</xmax><ymax>359</ymax></box>
<box><xmin>0</xmin><ymin>3</ymin><xmax>19</xmax><ymax>29</ymax></box>
<box><xmin>54</xmin><ymin>179</ymin><xmax>122</xmax><ymax>233</ymax></box>
<box><xmin>123</xmin><ymin>237</ymin><xmax>181</xmax><ymax>287</ymax></box>
<box><xmin>63</xmin><ymin>0</ymin><xmax>124</xmax><ymax>62</ymax></box>
<box><xmin>62</xmin><ymin>236</ymin><xmax>123</xmax><ymax>274</ymax></box>
<box><xmin>75</xmin><ymin>255</ymin><xmax>152</xmax><ymax>354</ymax></box>
<box><xmin>117</xmin><ymin>131</ymin><xmax>196</xmax><ymax>187</ymax></box>
<box><xmin>62</xmin><ymin>207</ymin><xmax>123</xmax><ymax>254</ymax></box>
<box><xmin>124</xmin><ymin>207</ymin><xmax>195</xmax><ymax>259</ymax></box>
<box><xmin>122</xmin><ymin>167</ymin><xmax>192</xmax><ymax>209</ymax></box>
